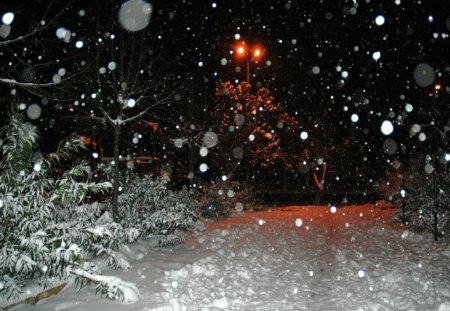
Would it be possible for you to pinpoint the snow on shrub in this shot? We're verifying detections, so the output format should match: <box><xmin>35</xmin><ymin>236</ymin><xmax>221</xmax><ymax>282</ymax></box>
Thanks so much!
<box><xmin>0</xmin><ymin>112</ymin><xmax>131</xmax><ymax>301</ymax></box>
<box><xmin>68</xmin><ymin>267</ymin><xmax>140</xmax><ymax>303</ymax></box>
<box><xmin>0</xmin><ymin>112</ymin><xmax>203</xmax><ymax>303</ymax></box>
<box><xmin>108</xmin><ymin>172</ymin><xmax>203</xmax><ymax>246</ymax></box>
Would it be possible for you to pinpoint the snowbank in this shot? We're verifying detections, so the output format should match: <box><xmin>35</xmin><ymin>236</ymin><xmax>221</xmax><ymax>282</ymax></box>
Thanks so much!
<box><xmin>9</xmin><ymin>204</ymin><xmax>450</xmax><ymax>311</ymax></box>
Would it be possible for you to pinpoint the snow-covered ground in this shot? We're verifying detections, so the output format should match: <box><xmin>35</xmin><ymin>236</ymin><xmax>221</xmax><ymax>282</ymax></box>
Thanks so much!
<box><xmin>9</xmin><ymin>204</ymin><xmax>450</xmax><ymax>311</ymax></box>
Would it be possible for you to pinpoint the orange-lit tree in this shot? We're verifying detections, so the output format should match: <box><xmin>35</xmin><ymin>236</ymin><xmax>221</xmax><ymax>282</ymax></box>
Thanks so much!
<box><xmin>211</xmin><ymin>81</ymin><xmax>299</xmax><ymax>183</ymax></box>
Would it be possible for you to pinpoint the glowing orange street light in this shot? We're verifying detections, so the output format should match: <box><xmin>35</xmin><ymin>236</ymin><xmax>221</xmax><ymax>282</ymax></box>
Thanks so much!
<box><xmin>434</xmin><ymin>84</ymin><xmax>441</xmax><ymax>91</ymax></box>
<box><xmin>252</xmin><ymin>46</ymin><xmax>263</xmax><ymax>59</ymax></box>
<box><xmin>237</xmin><ymin>46</ymin><xmax>245</xmax><ymax>55</ymax></box>
<box><xmin>233</xmin><ymin>41</ymin><xmax>264</xmax><ymax>84</ymax></box>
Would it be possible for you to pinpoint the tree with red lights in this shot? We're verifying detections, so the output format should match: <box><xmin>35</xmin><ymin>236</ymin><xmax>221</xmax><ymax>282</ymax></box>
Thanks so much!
<box><xmin>212</xmin><ymin>81</ymin><xmax>299</xmax><ymax>183</ymax></box>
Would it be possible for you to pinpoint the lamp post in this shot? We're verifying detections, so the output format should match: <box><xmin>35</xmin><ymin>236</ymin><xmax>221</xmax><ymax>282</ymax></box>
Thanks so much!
<box><xmin>234</xmin><ymin>41</ymin><xmax>264</xmax><ymax>84</ymax></box>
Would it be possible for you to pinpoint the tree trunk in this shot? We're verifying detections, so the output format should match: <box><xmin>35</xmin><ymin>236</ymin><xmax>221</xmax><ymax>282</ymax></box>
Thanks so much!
<box><xmin>315</xmin><ymin>189</ymin><xmax>324</xmax><ymax>205</ymax></box>
<box><xmin>312</xmin><ymin>163</ymin><xmax>327</xmax><ymax>205</ymax></box>
<box><xmin>188</xmin><ymin>136</ymin><xmax>195</xmax><ymax>187</ymax></box>
<box><xmin>303</xmin><ymin>174</ymin><xmax>314</xmax><ymax>204</ymax></box>
<box><xmin>4</xmin><ymin>283</ymin><xmax>67</xmax><ymax>310</ymax></box>
<box><xmin>112</xmin><ymin>124</ymin><xmax>121</xmax><ymax>222</ymax></box>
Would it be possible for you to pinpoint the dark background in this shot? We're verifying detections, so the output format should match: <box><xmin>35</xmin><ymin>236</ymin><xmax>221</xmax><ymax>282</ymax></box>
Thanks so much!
<box><xmin>1</xmin><ymin>0</ymin><xmax>449</xmax><ymax>191</ymax></box>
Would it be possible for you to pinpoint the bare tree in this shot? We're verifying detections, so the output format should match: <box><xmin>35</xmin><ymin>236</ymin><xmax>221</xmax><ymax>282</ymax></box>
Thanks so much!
<box><xmin>296</xmin><ymin>113</ymin><xmax>368</xmax><ymax>204</ymax></box>
<box><xmin>1</xmin><ymin>1</ymin><xmax>181</xmax><ymax>221</ymax></box>
<box><xmin>55</xmin><ymin>3</ymin><xmax>180</xmax><ymax>220</ymax></box>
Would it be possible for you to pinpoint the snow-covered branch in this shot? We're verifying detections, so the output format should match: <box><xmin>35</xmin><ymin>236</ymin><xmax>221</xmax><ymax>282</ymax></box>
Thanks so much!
<box><xmin>0</xmin><ymin>28</ymin><xmax>44</xmax><ymax>47</ymax></box>
<box><xmin>67</xmin><ymin>267</ymin><xmax>140</xmax><ymax>303</ymax></box>
<box><xmin>0</xmin><ymin>78</ymin><xmax>63</xmax><ymax>87</ymax></box>
<box><xmin>121</xmin><ymin>106</ymin><xmax>151</xmax><ymax>125</ymax></box>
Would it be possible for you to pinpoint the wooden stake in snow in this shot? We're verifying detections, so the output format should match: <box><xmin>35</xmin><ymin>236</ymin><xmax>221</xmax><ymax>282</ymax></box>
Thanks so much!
<box><xmin>4</xmin><ymin>283</ymin><xmax>67</xmax><ymax>310</ymax></box>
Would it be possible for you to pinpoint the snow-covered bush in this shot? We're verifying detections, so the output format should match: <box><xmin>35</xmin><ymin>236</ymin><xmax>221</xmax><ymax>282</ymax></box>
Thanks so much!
<box><xmin>0</xmin><ymin>112</ymin><xmax>121</xmax><ymax>300</ymax></box>
<box><xmin>391</xmin><ymin>157</ymin><xmax>449</xmax><ymax>236</ymax></box>
<box><xmin>109</xmin><ymin>172</ymin><xmax>202</xmax><ymax>246</ymax></box>
<box><xmin>69</xmin><ymin>267</ymin><xmax>140</xmax><ymax>303</ymax></box>
<box><xmin>195</xmin><ymin>178</ymin><xmax>253</xmax><ymax>219</ymax></box>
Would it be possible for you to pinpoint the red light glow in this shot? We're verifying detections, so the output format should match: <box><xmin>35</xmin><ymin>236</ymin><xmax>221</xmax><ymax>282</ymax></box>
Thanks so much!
<box><xmin>234</xmin><ymin>42</ymin><xmax>248</xmax><ymax>58</ymax></box>
<box><xmin>251</xmin><ymin>45</ymin><xmax>264</xmax><ymax>60</ymax></box>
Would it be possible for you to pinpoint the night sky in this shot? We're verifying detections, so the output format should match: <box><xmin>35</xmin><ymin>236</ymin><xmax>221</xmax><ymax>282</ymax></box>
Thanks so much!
<box><xmin>0</xmin><ymin>0</ymin><xmax>449</xmax><ymax>188</ymax></box>
<box><xmin>160</xmin><ymin>0</ymin><xmax>449</xmax><ymax>98</ymax></box>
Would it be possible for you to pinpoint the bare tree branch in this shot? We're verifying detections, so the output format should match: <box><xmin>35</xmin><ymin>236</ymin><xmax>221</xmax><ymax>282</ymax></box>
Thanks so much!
<box><xmin>0</xmin><ymin>78</ymin><xmax>63</xmax><ymax>87</ymax></box>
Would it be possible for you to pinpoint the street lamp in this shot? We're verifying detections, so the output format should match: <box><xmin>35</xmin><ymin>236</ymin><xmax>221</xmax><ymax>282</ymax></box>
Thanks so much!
<box><xmin>234</xmin><ymin>41</ymin><xmax>264</xmax><ymax>84</ymax></box>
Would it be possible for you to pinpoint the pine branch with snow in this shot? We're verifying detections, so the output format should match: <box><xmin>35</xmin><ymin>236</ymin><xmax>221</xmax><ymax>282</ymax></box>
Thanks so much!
<box><xmin>68</xmin><ymin>267</ymin><xmax>140</xmax><ymax>303</ymax></box>
<box><xmin>107</xmin><ymin>172</ymin><xmax>202</xmax><ymax>246</ymax></box>
<box><xmin>0</xmin><ymin>112</ymin><xmax>204</xmax><ymax>302</ymax></box>
<box><xmin>0</xmin><ymin>112</ymin><xmax>116</xmax><ymax>300</ymax></box>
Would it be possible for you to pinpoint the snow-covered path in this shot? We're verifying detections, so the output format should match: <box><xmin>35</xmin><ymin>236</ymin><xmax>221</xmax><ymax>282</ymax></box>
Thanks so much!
<box><xmin>11</xmin><ymin>205</ymin><xmax>450</xmax><ymax>311</ymax></box>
